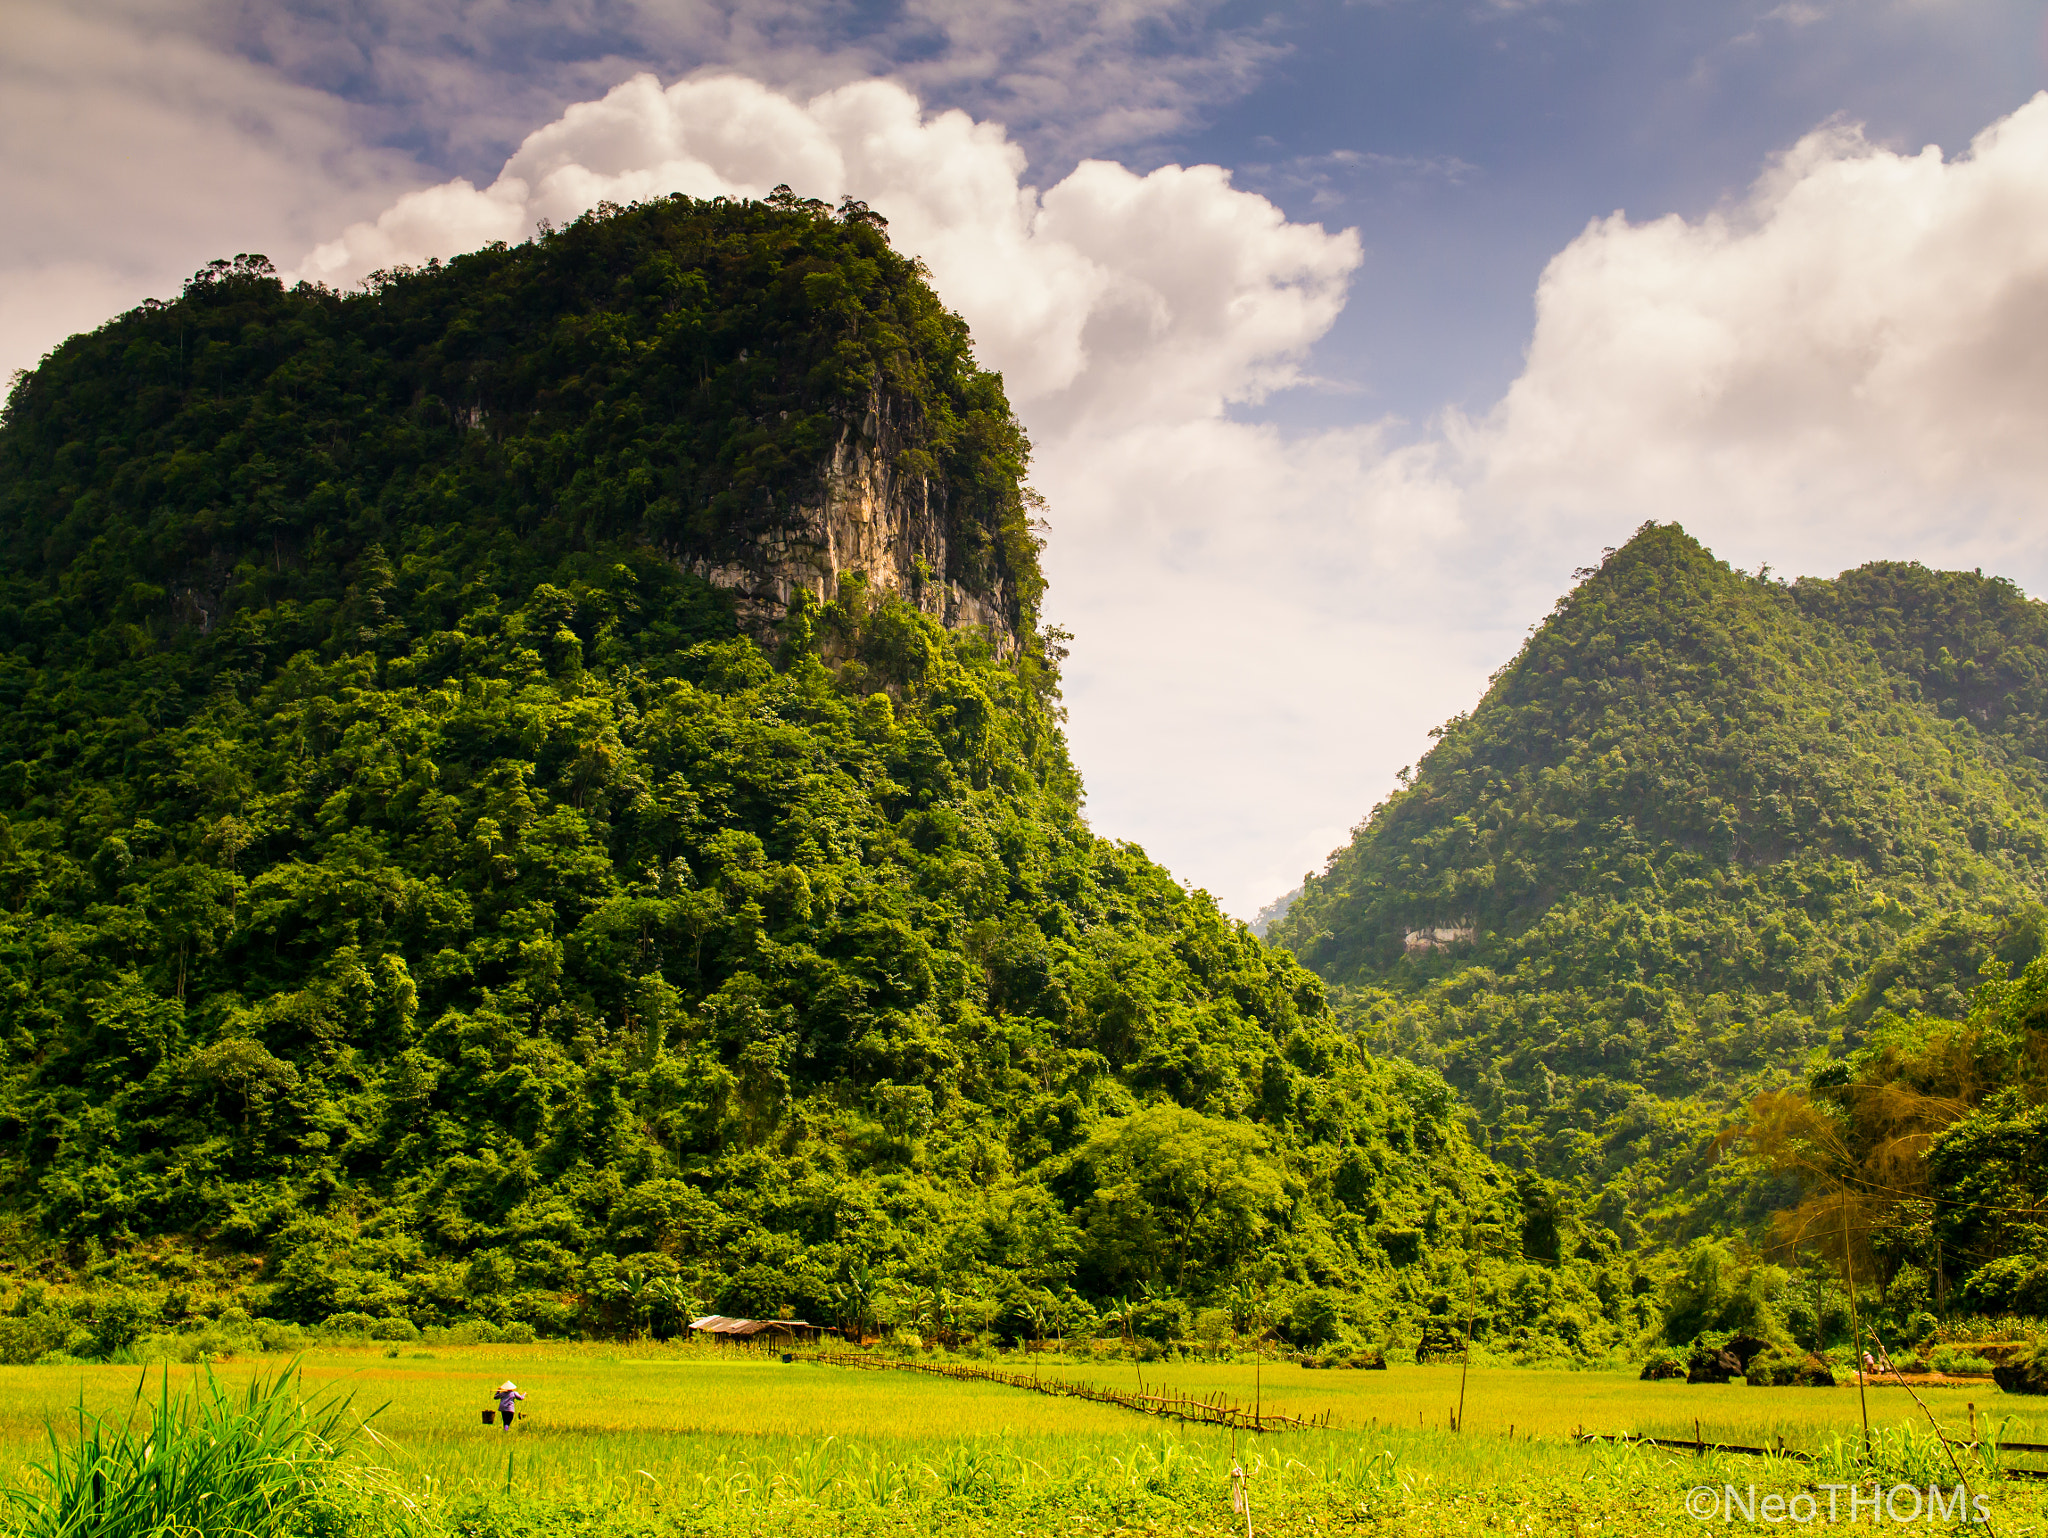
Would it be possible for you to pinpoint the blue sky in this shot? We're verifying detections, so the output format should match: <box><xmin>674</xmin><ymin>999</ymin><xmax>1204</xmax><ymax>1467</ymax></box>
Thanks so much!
<box><xmin>6</xmin><ymin>0</ymin><xmax>2048</xmax><ymax>916</ymax></box>
<box><xmin>1160</xmin><ymin>0</ymin><xmax>2041</xmax><ymax>435</ymax></box>
<box><xmin>1215</xmin><ymin>1</ymin><xmax>2048</xmax><ymax>425</ymax></box>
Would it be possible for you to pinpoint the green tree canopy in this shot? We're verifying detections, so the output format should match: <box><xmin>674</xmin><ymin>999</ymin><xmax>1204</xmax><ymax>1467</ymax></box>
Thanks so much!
<box><xmin>0</xmin><ymin>196</ymin><xmax>1636</xmax><ymax>1357</ymax></box>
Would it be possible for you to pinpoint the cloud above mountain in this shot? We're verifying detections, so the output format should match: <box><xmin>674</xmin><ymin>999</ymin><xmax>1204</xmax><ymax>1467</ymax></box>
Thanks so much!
<box><xmin>0</xmin><ymin>0</ymin><xmax>1267</xmax><ymax>398</ymax></box>
<box><xmin>1478</xmin><ymin>93</ymin><xmax>2048</xmax><ymax>579</ymax></box>
<box><xmin>294</xmin><ymin>72</ymin><xmax>1360</xmax><ymax>431</ymax></box>
<box><xmin>0</xmin><ymin>0</ymin><xmax>413</xmax><ymax>388</ymax></box>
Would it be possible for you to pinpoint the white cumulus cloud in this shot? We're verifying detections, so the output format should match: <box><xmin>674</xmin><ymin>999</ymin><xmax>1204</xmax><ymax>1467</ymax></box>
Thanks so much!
<box><xmin>1474</xmin><ymin>92</ymin><xmax>2048</xmax><ymax>580</ymax></box>
<box><xmin>268</xmin><ymin>82</ymin><xmax>2048</xmax><ymax>919</ymax></box>
<box><xmin>294</xmin><ymin>71</ymin><xmax>1361</xmax><ymax>427</ymax></box>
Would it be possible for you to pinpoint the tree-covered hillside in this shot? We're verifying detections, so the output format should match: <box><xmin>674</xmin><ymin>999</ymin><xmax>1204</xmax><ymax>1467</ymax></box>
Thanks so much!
<box><xmin>1792</xmin><ymin>560</ymin><xmax>2048</xmax><ymax>771</ymax></box>
<box><xmin>1741</xmin><ymin>936</ymin><xmax>2048</xmax><ymax>1329</ymax></box>
<box><xmin>1270</xmin><ymin>524</ymin><xmax>2048</xmax><ymax>1235</ymax></box>
<box><xmin>0</xmin><ymin>196</ymin><xmax>1641</xmax><ymax>1359</ymax></box>
<box><xmin>0</xmin><ymin>190</ymin><xmax>1041</xmax><ymax>647</ymax></box>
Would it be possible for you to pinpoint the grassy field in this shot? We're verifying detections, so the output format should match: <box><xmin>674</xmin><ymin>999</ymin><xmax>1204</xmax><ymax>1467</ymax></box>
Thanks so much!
<box><xmin>1028</xmin><ymin>1354</ymin><xmax>2043</xmax><ymax>1447</ymax></box>
<box><xmin>4</xmin><ymin>1346</ymin><xmax>2047</xmax><ymax>1535</ymax></box>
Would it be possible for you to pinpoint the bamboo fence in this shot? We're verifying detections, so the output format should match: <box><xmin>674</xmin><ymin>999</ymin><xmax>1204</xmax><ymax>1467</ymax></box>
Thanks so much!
<box><xmin>813</xmin><ymin>1353</ymin><xmax>1330</xmax><ymax>1433</ymax></box>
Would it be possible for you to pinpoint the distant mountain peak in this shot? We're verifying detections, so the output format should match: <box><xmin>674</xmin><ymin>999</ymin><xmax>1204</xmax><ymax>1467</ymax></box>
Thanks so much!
<box><xmin>1270</xmin><ymin>528</ymin><xmax>2048</xmax><ymax>1228</ymax></box>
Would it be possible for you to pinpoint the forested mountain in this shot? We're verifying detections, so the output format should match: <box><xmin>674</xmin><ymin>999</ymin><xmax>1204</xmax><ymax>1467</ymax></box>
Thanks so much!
<box><xmin>1742</xmin><ymin>941</ymin><xmax>2048</xmax><ymax>1327</ymax></box>
<box><xmin>0</xmin><ymin>195</ymin><xmax>1645</xmax><ymax>1358</ymax></box>
<box><xmin>1270</xmin><ymin>525</ymin><xmax>2048</xmax><ymax>1239</ymax></box>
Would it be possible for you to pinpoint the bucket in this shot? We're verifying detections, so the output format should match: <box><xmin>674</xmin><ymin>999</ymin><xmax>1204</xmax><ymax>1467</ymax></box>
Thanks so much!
<box><xmin>481</xmin><ymin>1410</ymin><xmax>494</xmax><ymax>1424</ymax></box>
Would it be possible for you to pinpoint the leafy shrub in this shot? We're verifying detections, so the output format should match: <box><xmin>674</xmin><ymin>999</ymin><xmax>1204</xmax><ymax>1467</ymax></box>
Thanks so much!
<box><xmin>1131</xmin><ymin>1296</ymin><xmax>1189</xmax><ymax>1345</ymax></box>
<box><xmin>505</xmin><ymin>1292</ymin><xmax>575</xmax><ymax>1338</ymax></box>
<box><xmin>1415</xmin><ymin>1320</ymin><xmax>1463</xmax><ymax>1363</ymax></box>
<box><xmin>369</xmin><ymin>1319</ymin><xmax>419</xmax><ymax>1343</ymax></box>
<box><xmin>0</xmin><ymin>1315</ymin><xmax>67</xmax><ymax>1366</ymax></box>
<box><xmin>79</xmin><ymin>1292</ymin><xmax>161</xmax><ymax>1359</ymax></box>
<box><xmin>1933</xmin><ymin>1313</ymin><xmax>2048</xmax><ymax>1344</ymax></box>
<box><xmin>255</xmin><ymin>1322</ymin><xmax>306</xmax><ymax>1353</ymax></box>
<box><xmin>1376</xmin><ymin>1227</ymin><xmax>1424</xmax><ymax>1266</ymax></box>
<box><xmin>1287</xmin><ymin>1289</ymin><xmax>1347</xmax><ymax>1348</ymax></box>
<box><xmin>1744</xmin><ymin>1346</ymin><xmax>1834</xmax><ymax>1387</ymax></box>
<box><xmin>1959</xmin><ymin>1256</ymin><xmax>2040</xmax><ymax>1315</ymax></box>
<box><xmin>1299</xmin><ymin>1345</ymin><xmax>1388</xmax><ymax>1371</ymax></box>
<box><xmin>1930</xmin><ymin>1347</ymin><xmax>1995</xmax><ymax>1376</ymax></box>
<box><xmin>133</xmin><ymin>1326</ymin><xmax>234</xmax><ymax>1364</ymax></box>
<box><xmin>422</xmin><ymin>1319</ymin><xmax>536</xmax><ymax>1346</ymax></box>
<box><xmin>1685</xmin><ymin>1340</ymin><xmax>1740</xmax><ymax>1384</ymax></box>
<box><xmin>1659</xmin><ymin>1243</ymin><xmax>1789</xmax><ymax>1346</ymax></box>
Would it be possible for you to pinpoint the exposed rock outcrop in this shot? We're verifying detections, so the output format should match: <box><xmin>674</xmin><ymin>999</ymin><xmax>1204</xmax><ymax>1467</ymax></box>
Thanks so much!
<box><xmin>1995</xmin><ymin>1343</ymin><xmax>2048</xmax><ymax>1395</ymax></box>
<box><xmin>1402</xmin><ymin>924</ymin><xmax>1476</xmax><ymax>955</ymax></box>
<box><xmin>688</xmin><ymin>393</ymin><xmax>1021</xmax><ymax>656</ymax></box>
<box><xmin>1686</xmin><ymin>1347</ymin><xmax>1741</xmax><ymax>1384</ymax></box>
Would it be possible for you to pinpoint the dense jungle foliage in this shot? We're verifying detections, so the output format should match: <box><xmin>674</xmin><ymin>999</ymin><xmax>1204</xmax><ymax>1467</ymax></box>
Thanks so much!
<box><xmin>1740</xmin><ymin>929</ymin><xmax>2048</xmax><ymax>1335</ymax></box>
<box><xmin>1270</xmin><ymin>525</ymin><xmax>2048</xmax><ymax>1248</ymax></box>
<box><xmin>0</xmin><ymin>197</ymin><xmax>1659</xmax><ymax>1363</ymax></box>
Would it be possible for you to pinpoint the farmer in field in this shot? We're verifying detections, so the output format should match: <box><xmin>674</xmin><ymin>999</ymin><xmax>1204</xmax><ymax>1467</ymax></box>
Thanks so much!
<box><xmin>494</xmin><ymin>1380</ymin><xmax>526</xmax><ymax>1428</ymax></box>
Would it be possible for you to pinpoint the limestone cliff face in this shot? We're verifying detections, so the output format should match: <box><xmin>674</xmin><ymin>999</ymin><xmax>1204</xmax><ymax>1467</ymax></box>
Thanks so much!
<box><xmin>688</xmin><ymin>392</ymin><xmax>1021</xmax><ymax>656</ymax></box>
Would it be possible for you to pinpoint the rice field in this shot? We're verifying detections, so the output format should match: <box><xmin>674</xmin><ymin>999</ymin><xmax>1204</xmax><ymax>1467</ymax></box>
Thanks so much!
<box><xmin>4</xmin><ymin>1346</ymin><xmax>2048</xmax><ymax>1534</ymax></box>
<box><xmin>1028</xmin><ymin>1354</ymin><xmax>2041</xmax><ymax>1449</ymax></box>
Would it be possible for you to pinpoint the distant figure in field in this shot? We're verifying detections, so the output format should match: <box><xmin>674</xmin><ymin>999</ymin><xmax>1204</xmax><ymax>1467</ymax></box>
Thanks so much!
<box><xmin>495</xmin><ymin>1381</ymin><xmax>526</xmax><ymax>1428</ymax></box>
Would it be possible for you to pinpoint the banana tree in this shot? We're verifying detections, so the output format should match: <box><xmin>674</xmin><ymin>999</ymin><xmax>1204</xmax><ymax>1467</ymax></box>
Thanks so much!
<box><xmin>920</xmin><ymin>1285</ymin><xmax>960</xmax><ymax>1348</ymax></box>
<box><xmin>831</xmin><ymin>1263</ymin><xmax>878</xmax><ymax>1342</ymax></box>
<box><xmin>635</xmin><ymin>1275</ymin><xmax>699</xmax><ymax>1340</ymax></box>
<box><xmin>1103</xmin><ymin>1294</ymin><xmax>1136</xmax><ymax>1351</ymax></box>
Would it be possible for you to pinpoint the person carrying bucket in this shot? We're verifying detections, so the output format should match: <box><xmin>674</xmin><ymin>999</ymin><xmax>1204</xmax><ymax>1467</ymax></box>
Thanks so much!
<box><xmin>491</xmin><ymin>1381</ymin><xmax>525</xmax><ymax>1428</ymax></box>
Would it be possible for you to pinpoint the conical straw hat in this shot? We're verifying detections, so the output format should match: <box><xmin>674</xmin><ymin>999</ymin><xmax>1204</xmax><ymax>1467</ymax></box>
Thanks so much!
<box><xmin>497</xmin><ymin>1381</ymin><xmax>517</xmax><ymax>1391</ymax></box>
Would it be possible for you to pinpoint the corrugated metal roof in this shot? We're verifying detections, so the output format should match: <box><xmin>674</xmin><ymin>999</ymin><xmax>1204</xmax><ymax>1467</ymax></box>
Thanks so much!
<box><xmin>688</xmin><ymin>1315</ymin><xmax>823</xmax><ymax>1336</ymax></box>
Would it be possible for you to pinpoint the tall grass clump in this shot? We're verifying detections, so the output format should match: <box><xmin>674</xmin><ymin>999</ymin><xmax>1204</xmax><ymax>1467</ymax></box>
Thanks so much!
<box><xmin>1</xmin><ymin>1365</ymin><xmax>411</xmax><ymax>1538</ymax></box>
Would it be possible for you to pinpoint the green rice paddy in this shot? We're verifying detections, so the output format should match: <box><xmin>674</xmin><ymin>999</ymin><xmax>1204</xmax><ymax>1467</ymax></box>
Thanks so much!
<box><xmin>4</xmin><ymin>1346</ymin><xmax>2046</xmax><ymax>1534</ymax></box>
